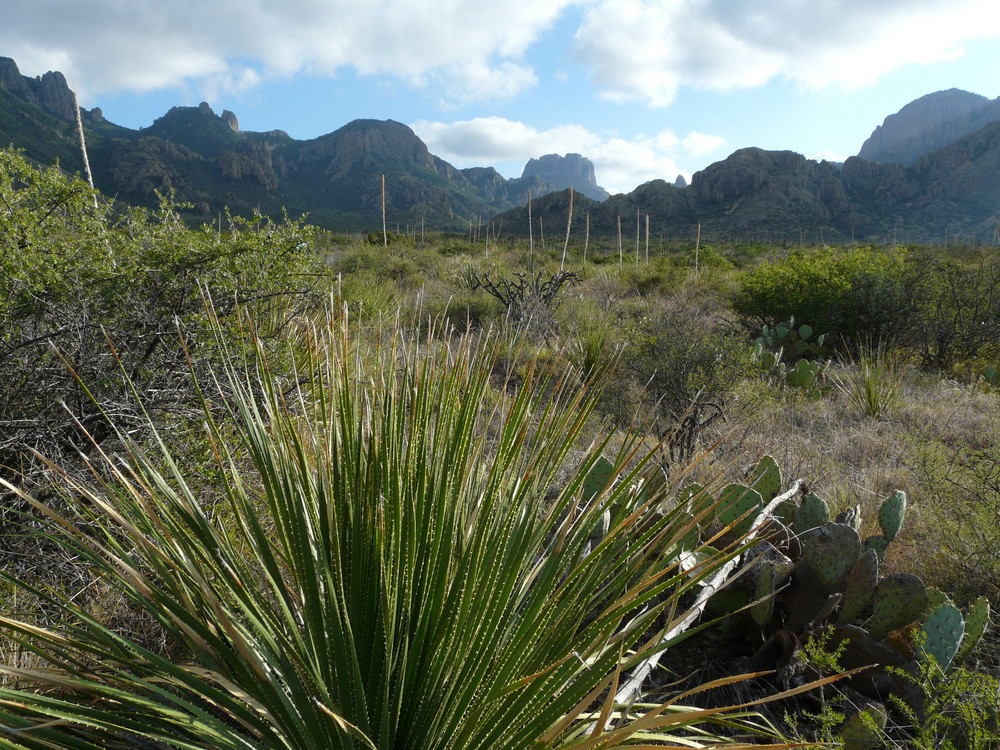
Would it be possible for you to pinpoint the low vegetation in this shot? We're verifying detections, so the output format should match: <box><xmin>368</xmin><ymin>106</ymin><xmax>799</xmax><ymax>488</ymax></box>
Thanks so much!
<box><xmin>2</xmin><ymin>147</ymin><xmax>1000</xmax><ymax>747</ymax></box>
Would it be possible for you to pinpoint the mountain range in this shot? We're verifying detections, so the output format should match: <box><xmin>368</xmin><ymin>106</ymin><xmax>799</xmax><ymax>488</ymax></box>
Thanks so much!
<box><xmin>2</xmin><ymin>55</ymin><xmax>999</xmax><ymax>243</ymax></box>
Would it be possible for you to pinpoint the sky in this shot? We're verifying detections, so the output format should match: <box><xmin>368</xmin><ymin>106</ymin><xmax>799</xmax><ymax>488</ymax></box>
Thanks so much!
<box><xmin>4</xmin><ymin>1</ymin><xmax>1000</xmax><ymax>195</ymax></box>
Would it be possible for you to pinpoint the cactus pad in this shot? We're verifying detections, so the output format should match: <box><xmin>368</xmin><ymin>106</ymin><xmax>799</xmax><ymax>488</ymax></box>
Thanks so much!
<box><xmin>718</xmin><ymin>484</ymin><xmax>763</xmax><ymax>537</ymax></box>
<box><xmin>748</xmin><ymin>455</ymin><xmax>782</xmax><ymax>504</ymax></box>
<box><xmin>772</xmin><ymin>499</ymin><xmax>797</xmax><ymax>526</ymax></box>
<box><xmin>863</xmin><ymin>535</ymin><xmax>889</xmax><ymax>563</ymax></box>
<box><xmin>673</xmin><ymin>510</ymin><xmax>702</xmax><ymax>550</ymax></box>
<box><xmin>787</xmin><ymin>358</ymin><xmax>819</xmax><ymax>388</ymax></box>
<box><xmin>878</xmin><ymin>490</ymin><xmax>906</xmax><ymax>543</ymax></box>
<box><xmin>839</xmin><ymin>703</ymin><xmax>887</xmax><ymax>750</ymax></box>
<box><xmin>920</xmin><ymin>602</ymin><xmax>965</xmax><ymax>672</ymax></box>
<box><xmin>870</xmin><ymin>573</ymin><xmax>929</xmax><ymax>640</ymax></box>
<box><xmin>955</xmin><ymin>596</ymin><xmax>990</xmax><ymax>666</ymax></box>
<box><xmin>794</xmin><ymin>492</ymin><xmax>830</xmax><ymax>532</ymax></box>
<box><xmin>925</xmin><ymin>588</ymin><xmax>951</xmax><ymax>614</ymax></box>
<box><xmin>801</xmin><ymin>523</ymin><xmax>861</xmax><ymax>589</ymax></box>
<box><xmin>839</xmin><ymin>548</ymin><xmax>879</xmax><ymax>624</ymax></box>
<box><xmin>677</xmin><ymin>483</ymin><xmax>714</xmax><ymax>518</ymax></box>
<box><xmin>582</xmin><ymin>456</ymin><xmax>614</xmax><ymax>501</ymax></box>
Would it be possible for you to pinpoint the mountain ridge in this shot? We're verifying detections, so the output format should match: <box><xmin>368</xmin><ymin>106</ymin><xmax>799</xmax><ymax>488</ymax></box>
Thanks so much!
<box><xmin>858</xmin><ymin>88</ymin><xmax>1000</xmax><ymax>165</ymax></box>
<box><xmin>2</xmin><ymin>55</ymin><xmax>999</xmax><ymax>243</ymax></box>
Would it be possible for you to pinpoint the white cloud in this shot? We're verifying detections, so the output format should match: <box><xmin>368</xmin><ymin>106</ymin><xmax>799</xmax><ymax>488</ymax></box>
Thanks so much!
<box><xmin>574</xmin><ymin>0</ymin><xmax>1000</xmax><ymax>106</ymax></box>
<box><xmin>434</xmin><ymin>62</ymin><xmax>539</xmax><ymax>105</ymax></box>
<box><xmin>813</xmin><ymin>149</ymin><xmax>850</xmax><ymax>164</ymax></box>
<box><xmin>7</xmin><ymin>0</ymin><xmax>1000</xmax><ymax>116</ymax></box>
<box><xmin>0</xmin><ymin>0</ymin><xmax>574</xmax><ymax>101</ymax></box>
<box><xmin>412</xmin><ymin>116</ymin><xmax>722</xmax><ymax>193</ymax></box>
<box><xmin>682</xmin><ymin>132</ymin><xmax>726</xmax><ymax>157</ymax></box>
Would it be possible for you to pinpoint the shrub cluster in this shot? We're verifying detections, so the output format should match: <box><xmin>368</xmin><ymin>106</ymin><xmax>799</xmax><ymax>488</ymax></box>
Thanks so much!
<box><xmin>732</xmin><ymin>246</ymin><xmax>1000</xmax><ymax>367</ymax></box>
<box><xmin>0</xmin><ymin>149</ymin><xmax>332</xmax><ymax>490</ymax></box>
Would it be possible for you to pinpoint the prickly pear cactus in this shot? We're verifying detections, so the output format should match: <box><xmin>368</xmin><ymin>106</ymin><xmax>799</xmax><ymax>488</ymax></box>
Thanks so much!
<box><xmin>839</xmin><ymin>703</ymin><xmax>887</xmax><ymax>750</ymax></box>
<box><xmin>674</xmin><ymin>510</ymin><xmax>702</xmax><ymax>550</ymax></box>
<box><xmin>755</xmin><ymin>317</ymin><xmax>828</xmax><ymax>359</ymax></box>
<box><xmin>718</xmin><ymin>484</ymin><xmax>763</xmax><ymax>537</ymax></box>
<box><xmin>794</xmin><ymin>492</ymin><xmax>830</xmax><ymax>532</ymax></box>
<box><xmin>878</xmin><ymin>490</ymin><xmax>906</xmax><ymax>543</ymax></box>
<box><xmin>800</xmin><ymin>523</ymin><xmax>861</xmax><ymax>589</ymax></box>
<box><xmin>748</xmin><ymin>455</ymin><xmax>782</xmax><ymax>504</ymax></box>
<box><xmin>955</xmin><ymin>596</ymin><xmax>990</xmax><ymax>666</ymax></box>
<box><xmin>920</xmin><ymin>601</ymin><xmax>965</xmax><ymax>672</ymax></box>
<box><xmin>839</xmin><ymin>548</ymin><xmax>879</xmax><ymax>624</ymax></box>
<box><xmin>870</xmin><ymin>574</ymin><xmax>930</xmax><ymax>640</ymax></box>
<box><xmin>752</xmin><ymin>560</ymin><xmax>776</xmax><ymax>628</ymax></box>
<box><xmin>583</xmin><ymin>456</ymin><xmax>614</xmax><ymax>501</ymax></box>
<box><xmin>786</xmin><ymin>358</ymin><xmax>819</xmax><ymax>389</ymax></box>
<box><xmin>677</xmin><ymin>482</ymin><xmax>715</xmax><ymax>520</ymax></box>
<box><xmin>863</xmin><ymin>535</ymin><xmax>889</xmax><ymax>563</ymax></box>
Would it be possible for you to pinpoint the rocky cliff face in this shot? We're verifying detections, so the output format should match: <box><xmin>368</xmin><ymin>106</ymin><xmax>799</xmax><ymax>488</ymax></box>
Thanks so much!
<box><xmin>520</xmin><ymin>153</ymin><xmax>610</xmax><ymax>201</ymax></box>
<box><xmin>0</xmin><ymin>56</ymin><xmax>91</xmax><ymax>122</ymax></box>
<box><xmin>858</xmin><ymin>89</ymin><xmax>1000</xmax><ymax>164</ymax></box>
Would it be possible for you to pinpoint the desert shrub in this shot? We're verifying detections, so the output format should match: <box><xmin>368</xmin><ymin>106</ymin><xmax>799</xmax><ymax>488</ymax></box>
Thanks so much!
<box><xmin>732</xmin><ymin>247</ymin><xmax>915</xmax><ymax>350</ymax></box>
<box><xmin>614</xmin><ymin>257</ymin><xmax>688</xmax><ymax>298</ymax></box>
<box><xmin>330</xmin><ymin>241</ymin><xmax>435</xmax><ymax>288</ymax></box>
<box><xmin>831</xmin><ymin>342</ymin><xmax>905</xmax><ymax>419</ymax></box>
<box><xmin>889</xmin><ymin>658</ymin><xmax>1000</xmax><ymax>748</ymax></box>
<box><xmin>557</xmin><ymin>297</ymin><xmax>620</xmax><ymax>384</ymax></box>
<box><xmin>905</xmin><ymin>250</ymin><xmax>1000</xmax><ymax>369</ymax></box>
<box><xmin>915</xmin><ymin>437</ymin><xmax>1000</xmax><ymax>602</ymax></box>
<box><xmin>0</xmin><ymin>148</ymin><xmax>332</xmax><ymax>496</ymax></box>
<box><xmin>419</xmin><ymin>288</ymin><xmax>501</xmax><ymax>332</ymax></box>
<box><xmin>624</xmin><ymin>304</ymin><xmax>756</xmax><ymax>461</ymax></box>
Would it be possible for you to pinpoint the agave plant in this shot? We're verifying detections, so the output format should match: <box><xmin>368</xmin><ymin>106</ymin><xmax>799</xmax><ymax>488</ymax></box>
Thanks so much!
<box><xmin>0</xmin><ymin>309</ymin><xmax>816</xmax><ymax>748</ymax></box>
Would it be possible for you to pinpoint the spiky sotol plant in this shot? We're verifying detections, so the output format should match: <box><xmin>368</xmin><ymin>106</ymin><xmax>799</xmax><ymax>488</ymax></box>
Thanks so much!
<box><xmin>0</xmin><ymin>308</ymin><xmax>810</xmax><ymax>749</ymax></box>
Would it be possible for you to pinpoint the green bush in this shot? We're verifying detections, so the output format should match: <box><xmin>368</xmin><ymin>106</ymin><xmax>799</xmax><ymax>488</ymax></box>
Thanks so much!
<box><xmin>624</xmin><ymin>305</ymin><xmax>756</xmax><ymax>461</ymax></box>
<box><xmin>904</xmin><ymin>251</ymin><xmax>1000</xmax><ymax>369</ymax></box>
<box><xmin>0</xmin><ymin>148</ymin><xmax>331</xmax><ymax>489</ymax></box>
<box><xmin>732</xmin><ymin>248</ymin><xmax>915</xmax><ymax>349</ymax></box>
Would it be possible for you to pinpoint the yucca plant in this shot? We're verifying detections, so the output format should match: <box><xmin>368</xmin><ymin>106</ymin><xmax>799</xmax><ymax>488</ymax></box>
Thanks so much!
<box><xmin>0</xmin><ymin>308</ymin><xmax>816</xmax><ymax>748</ymax></box>
<box><xmin>833</xmin><ymin>341</ymin><xmax>905</xmax><ymax>419</ymax></box>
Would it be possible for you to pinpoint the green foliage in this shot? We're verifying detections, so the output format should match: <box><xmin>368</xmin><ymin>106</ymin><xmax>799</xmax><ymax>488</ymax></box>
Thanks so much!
<box><xmin>0</xmin><ymin>315</ymin><xmax>777</xmax><ymax>748</ymax></box>
<box><xmin>366</xmin><ymin>229</ymin><xmax>414</xmax><ymax>246</ymax></box>
<box><xmin>754</xmin><ymin>317</ymin><xmax>828</xmax><ymax>359</ymax></box>
<box><xmin>733</xmin><ymin>247</ymin><xmax>914</xmax><ymax>349</ymax></box>
<box><xmin>0</xmin><ymin>148</ymin><xmax>331</xmax><ymax>491</ymax></box>
<box><xmin>915</xmin><ymin>436</ymin><xmax>1000</xmax><ymax>598</ymax></box>
<box><xmin>905</xmin><ymin>250</ymin><xmax>1000</xmax><ymax>369</ymax></box>
<box><xmin>889</xmin><ymin>657</ymin><xmax>1000</xmax><ymax>748</ymax></box>
<box><xmin>833</xmin><ymin>342</ymin><xmax>905</xmax><ymax>419</ymax></box>
<box><xmin>623</xmin><ymin>305</ymin><xmax>756</xmax><ymax>461</ymax></box>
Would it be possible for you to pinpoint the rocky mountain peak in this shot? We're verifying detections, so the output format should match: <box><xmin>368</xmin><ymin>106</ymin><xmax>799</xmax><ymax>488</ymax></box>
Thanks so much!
<box><xmin>0</xmin><ymin>57</ymin><xmax>31</xmax><ymax>94</ymax></box>
<box><xmin>521</xmin><ymin>153</ymin><xmax>610</xmax><ymax>201</ymax></box>
<box><xmin>221</xmin><ymin>109</ymin><xmax>239</xmax><ymax>132</ymax></box>
<box><xmin>0</xmin><ymin>57</ymin><xmax>77</xmax><ymax>120</ymax></box>
<box><xmin>858</xmin><ymin>88</ymin><xmax>1000</xmax><ymax>164</ymax></box>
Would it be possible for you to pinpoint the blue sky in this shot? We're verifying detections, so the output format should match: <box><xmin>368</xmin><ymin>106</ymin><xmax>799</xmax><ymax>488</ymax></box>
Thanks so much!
<box><xmin>5</xmin><ymin>1</ymin><xmax>1000</xmax><ymax>194</ymax></box>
